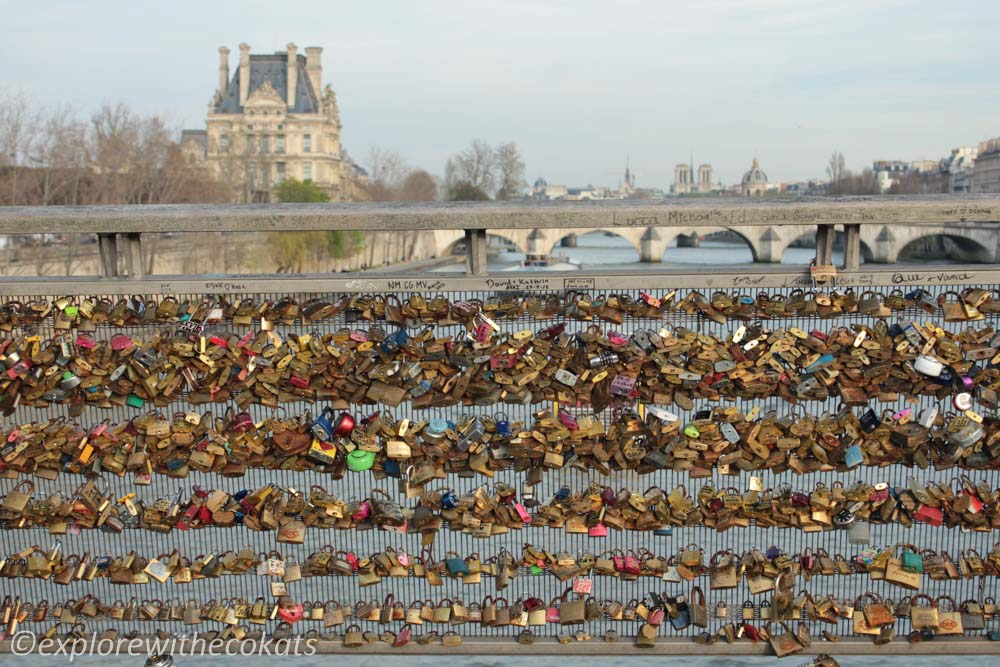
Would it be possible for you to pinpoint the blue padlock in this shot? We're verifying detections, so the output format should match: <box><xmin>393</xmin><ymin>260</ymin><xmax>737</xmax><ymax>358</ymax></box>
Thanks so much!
<box><xmin>383</xmin><ymin>460</ymin><xmax>401</xmax><ymax>478</ymax></box>
<box><xmin>381</xmin><ymin>328</ymin><xmax>408</xmax><ymax>353</ymax></box>
<box><xmin>441</xmin><ymin>489</ymin><xmax>458</xmax><ymax>509</ymax></box>
<box><xmin>554</xmin><ymin>486</ymin><xmax>570</xmax><ymax>502</ymax></box>
<box><xmin>233</xmin><ymin>510</ymin><xmax>245</xmax><ymax>525</ymax></box>
<box><xmin>311</xmin><ymin>407</ymin><xmax>336</xmax><ymax>441</ymax></box>
<box><xmin>765</xmin><ymin>545</ymin><xmax>781</xmax><ymax>560</ymax></box>
<box><xmin>494</xmin><ymin>412</ymin><xmax>512</xmax><ymax>437</ymax></box>
<box><xmin>653</xmin><ymin>527</ymin><xmax>673</xmax><ymax>536</ymax></box>
<box><xmin>843</xmin><ymin>443</ymin><xmax>863</xmax><ymax>469</ymax></box>
<box><xmin>805</xmin><ymin>353</ymin><xmax>834</xmax><ymax>373</ymax></box>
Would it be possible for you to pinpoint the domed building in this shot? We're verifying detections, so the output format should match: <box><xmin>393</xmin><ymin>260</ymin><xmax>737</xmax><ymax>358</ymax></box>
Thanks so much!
<box><xmin>741</xmin><ymin>158</ymin><xmax>769</xmax><ymax>196</ymax></box>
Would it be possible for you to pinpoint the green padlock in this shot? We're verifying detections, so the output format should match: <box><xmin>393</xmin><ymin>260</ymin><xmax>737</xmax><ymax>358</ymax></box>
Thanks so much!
<box><xmin>346</xmin><ymin>449</ymin><xmax>375</xmax><ymax>472</ymax></box>
<box><xmin>902</xmin><ymin>547</ymin><xmax>924</xmax><ymax>574</ymax></box>
<box><xmin>126</xmin><ymin>394</ymin><xmax>145</xmax><ymax>408</ymax></box>
<box><xmin>64</xmin><ymin>305</ymin><xmax>79</xmax><ymax>319</ymax></box>
<box><xmin>530</xmin><ymin>564</ymin><xmax>543</xmax><ymax>575</ymax></box>
<box><xmin>683</xmin><ymin>424</ymin><xmax>700</xmax><ymax>438</ymax></box>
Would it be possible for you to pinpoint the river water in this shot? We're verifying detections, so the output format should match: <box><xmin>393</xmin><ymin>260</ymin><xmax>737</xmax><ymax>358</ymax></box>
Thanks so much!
<box><xmin>432</xmin><ymin>231</ymin><xmax>846</xmax><ymax>272</ymax></box>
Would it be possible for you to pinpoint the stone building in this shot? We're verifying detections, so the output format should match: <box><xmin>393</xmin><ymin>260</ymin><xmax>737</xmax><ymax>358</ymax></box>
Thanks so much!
<box><xmin>973</xmin><ymin>138</ymin><xmax>1000</xmax><ymax>193</ymax></box>
<box><xmin>940</xmin><ymin>147</ymin><xmax>977</xmax><ymax>193</ymax></box>
<box><xmin>673</xmin><ymin>160</ymin><xmax>713</xmax><ymax>194</ymax></box>
<box><xmin>182</xmin><ymin>43</ymin><xmax>364</xmax><ymax>202</ymax></box>
<box><xmin>740</xmin><ymin>158</ymin><xmax>769</xmax><ymax>196</ymax></box>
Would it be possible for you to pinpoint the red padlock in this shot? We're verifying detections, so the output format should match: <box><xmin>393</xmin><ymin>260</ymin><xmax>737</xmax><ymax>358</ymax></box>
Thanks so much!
<box><xmin>333</xmin><ymin>413</ymin><xmax>355</xmax><ymax>437</ymax></box>
<box><xmin>914</xmin><ymin>504</ymin><xmax>944</xmax><ymax>526</ymax></box>
<box><xmin>588</xmin><ymin>523</ymin><xmax>608</xmax><ymax>537</ymax></box>
<box><xmin>647</xmin><ymin>607</ymin><xmax>665</xmax><ymax>626</ymax></box>
<box><xmin>277</xmin><ymin>599</ymin><xmax>305</xmax><ymax>623</ymax></box>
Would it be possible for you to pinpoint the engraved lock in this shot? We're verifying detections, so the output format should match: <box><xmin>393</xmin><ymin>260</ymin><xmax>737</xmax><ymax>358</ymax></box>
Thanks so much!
<box><xmin>609</xmin><ymin>375</ymin><xmax>636</xmax><ymax>397</ymax></box>
<box><xmin>844</xmin><ymin>443</ymin><xmax>863</xmax><ymax>469</ymax></box>
<box><xmin>554</xmin><ymin>369</ymin><xmax>578</xmax><ymax>387</ymax></box>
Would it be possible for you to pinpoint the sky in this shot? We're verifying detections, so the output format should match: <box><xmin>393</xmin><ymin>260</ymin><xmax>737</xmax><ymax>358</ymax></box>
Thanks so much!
<box><xmin>2</xmin><ymin>0</ymin><xmax>999</xmax><ymax>189</ymax></box>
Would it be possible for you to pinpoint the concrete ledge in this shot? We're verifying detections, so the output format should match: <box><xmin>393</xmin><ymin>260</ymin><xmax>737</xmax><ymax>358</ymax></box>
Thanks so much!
<box><xmin>1</xmin><ymin>196</ymin><xmax>999</xmax><ymax>234</ymax></box>
<box><xmin>1</xmin><ymin>635</ymin><xmax>998</xmax><ymax>656</ymax></box>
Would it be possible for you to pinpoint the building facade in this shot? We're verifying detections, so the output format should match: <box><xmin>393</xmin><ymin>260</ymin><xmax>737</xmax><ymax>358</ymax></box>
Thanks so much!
<box><xmin>940</xmin><ymin>147</ymin><xmax>977</xmax><ymax>193</ymax></box>
<box><xmin>740</xmin><ymin>158</ymin><xmax>769</xmax><ymax>196</ymax></box>
<box><xmin>973</xmin><ymin>138</ymin><xmax>1000</xmax><ymax>193</ymax></box>
<box><xmin>673</xmin><ymin>161</ymin><xmax>713</xmax><ymax>194</ymax></box>
<box><xmin>183</xmin><ymin>43</ymin><xmax>363</xmax><ymax>202</ymax></box>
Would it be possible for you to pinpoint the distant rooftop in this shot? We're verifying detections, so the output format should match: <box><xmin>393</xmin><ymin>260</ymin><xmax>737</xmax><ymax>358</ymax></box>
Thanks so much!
<box><xmin>216</xmin><ymin>52</ymin><xmax>320</xmax><ymax>114</ymax></box>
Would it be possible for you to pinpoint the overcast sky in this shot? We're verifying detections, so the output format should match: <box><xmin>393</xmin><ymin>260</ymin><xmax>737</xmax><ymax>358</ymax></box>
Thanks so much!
<box><xmin>3</xmin><ymin>0</ymin><xmax>998</xmax><ymax>189</ymax></box>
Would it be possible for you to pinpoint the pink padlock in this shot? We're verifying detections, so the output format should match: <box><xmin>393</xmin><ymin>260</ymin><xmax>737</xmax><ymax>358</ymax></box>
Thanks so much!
<box><xmin>475</xmin><ymin>322</ymin><xmax>492</xmax><ymax>344</ymax></box>
<box><xmin>352</xmin><ymin>501</ymin><xmax>371</xmax><ymax>521</ymax></box>
<box><xmin>514</xmin><ymin>503</ymin><xmax>532</xmax><ymax>523</ymax></box>
<box><xmin>277</xmin><ymin>601</ymin><xmax>305</xmax><ymax>623</ymax></box>
<box><xmin>558</xmin><ymin>411</ymin><xmax>579</xmax><ymax>431</ymax></box>
<box><xmin>588</xmin><ymin>523</ymin><xmax>608</xmax><ymax>537</ymax></box>
<box><xmin>397</xmin><ymin>550</ymin><xmax>410</xmax><ymax>567</ymax></box>
<box><xmin>572</xmin><ymin>578</ymin><xmax>593</xmax><ymax>595</ymax></box>
<box><xmin>110</xmin><ymin>334</ymin><xmax>133</xmax><ymax>351</ymax></box>
<box><xmin>75</xmin><ymin>334</ymin><xmax>96</xmax><ymax>349</ymax></box>
<box><xmin>608</xmin><ymin>332</ymin><xmax>628</xmax><ymax>346</ymax></box>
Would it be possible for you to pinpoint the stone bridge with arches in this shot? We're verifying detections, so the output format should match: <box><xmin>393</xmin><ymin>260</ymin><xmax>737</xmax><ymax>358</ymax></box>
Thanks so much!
<box><xmin>433</xmin><ymin>221</ymin><xmax>1000</xmax><ymax>264</ymax></box>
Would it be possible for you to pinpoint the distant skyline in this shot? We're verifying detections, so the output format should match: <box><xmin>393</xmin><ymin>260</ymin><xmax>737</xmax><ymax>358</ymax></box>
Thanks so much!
<box><xmin>2</xmin><ymin>0</ymin><xmax>998</xmax><ymax>189</ymax></box>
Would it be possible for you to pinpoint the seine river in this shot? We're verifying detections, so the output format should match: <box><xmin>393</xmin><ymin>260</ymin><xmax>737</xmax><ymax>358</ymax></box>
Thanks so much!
<box><xmin>432</xmin><ymin>230</ymin><xmax>847</xmax><ymax>272</ymax></box>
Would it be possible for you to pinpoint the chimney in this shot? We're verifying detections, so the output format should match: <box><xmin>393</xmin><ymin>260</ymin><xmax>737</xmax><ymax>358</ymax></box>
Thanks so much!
<box><xmin>305</xmin><ymin>46</ymin><xmax>323</xmax><ymax>98</ymax></box>
<box><xmin>239</xmin><ymin>43</ymin><xmax>251</xmax><ymax>106</ymax></box>
<box><xmin>217</xmin><ymin>46</ymin><xmax>230</xmax><ymax>96</ymax></box>
<box><xmin>286</xmin><ymin>43</ymin><xmax>298</xmax><ymax>109</ymax></box>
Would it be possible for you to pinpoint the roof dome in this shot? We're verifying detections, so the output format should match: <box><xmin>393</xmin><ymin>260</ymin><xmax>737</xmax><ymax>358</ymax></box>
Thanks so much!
<box><xmin>533</xmin><ymin>176</ymin><xmax>548</xmax><ymax>188</ymax></box>
<box><xmin>742</xmin><ymin>158</ymin><xmax>768</xmax><ymax>185</ymax></box>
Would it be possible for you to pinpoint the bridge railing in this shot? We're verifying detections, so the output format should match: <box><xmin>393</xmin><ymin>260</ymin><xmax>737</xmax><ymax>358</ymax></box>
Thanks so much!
<box><xmin>1</xmin><ymin>195</ymin><xmax>999</xmax><ymax>280</ymax></box>
<box><xmin>2</xmin><ymin>197</ymin><xmax>1000</xmax><ymax>657</ymax></box>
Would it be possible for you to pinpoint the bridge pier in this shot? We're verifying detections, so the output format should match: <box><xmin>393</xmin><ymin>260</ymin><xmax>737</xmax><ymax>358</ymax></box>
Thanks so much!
<box><xmin>755</xmin><ymin>228</ymin><xmax>783</xmax><ymax>263</ymax></box>
<box><xmin>526</xmin><ymin>228</ymin><xmax>547</xmax><ymax>256</ymax></box>
<box><xmin>639</xmin><ymin>228</ymin><xmax>664</xmax><ymax>263</ymax></box>
<box><xmin>870</xmin><ymin>225</ymin><xmax>898</xmax><ymax>264</ymax></box>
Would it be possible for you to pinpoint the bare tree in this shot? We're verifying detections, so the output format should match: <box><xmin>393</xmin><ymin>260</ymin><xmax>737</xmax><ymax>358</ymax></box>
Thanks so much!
<box><xmin>827</xmin><ymin>151</ymin><xmax>847</xmax><ymax>194</ymax></box>
<box><xmin>398</xmin><ymin>169</ymin><xmax>437</xmax><ymax>201</ymax></box>
<box><xmin>445</xmin><ymin>139</ymin><xmax>496</xmax><ymax>195</ymax></box>
<box><xmin>364</xmin><ymin>146</ymin><xmax>408</xmax><ymax>201</ymax></box>
<box><xmin>494</xmin><ymin>141</ymin><xmax>526</xmax><ymax>200</ymax></box>
<box><xmin>0</xmin><ymin>89</ymin><xmax>40</xmax><ymax>205</ymax></box>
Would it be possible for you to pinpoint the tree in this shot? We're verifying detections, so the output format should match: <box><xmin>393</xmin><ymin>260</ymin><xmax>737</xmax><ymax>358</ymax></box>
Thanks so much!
<box><xmin>273</xmin><ymin>177</ymin><xmax>330</xmax><ymax>203</ymax></box>
<box><xmin>494</xmin><ymin>141</ymin><xmax>526</xmax><ymax>200</ymax></box>
<box><xmin>270</xmin><ymin>177</ymin><xmax>362</xmax><ymax>269</ymax></box>
<box><xmin>398</xmin><ymin>169</ymin><xmax>437</xmax><ymax>201</ymax></box>
<box><xmin>447</xmin><ymin>180</ymin><xmax>490</xmax><ymax>201</ymax></box>
<box><xmin>827</xmin><ymin>151</ymin><xmax>847</xmax><ymax>194</ymax></box>
<box><xmin>364</xmin><ymin>146</ymin><xmax>408</xmax><ymax>201</ymax></box>
<box><xmin>445</xmin><ymin>139</ymin><xmax>496</xmax><ymax>195</ymax></box>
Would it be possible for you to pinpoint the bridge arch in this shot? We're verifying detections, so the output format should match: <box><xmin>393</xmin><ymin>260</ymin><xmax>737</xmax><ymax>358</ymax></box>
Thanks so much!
<box><xmin>546</xmin><ymin>229</ymin><xmax>641</xmax><ymax>260</ymax></box>
<box><xmin>897</xmin><ymin>233</ymin><xmax>992</xmax><ymax>263</ymax></box>
<box><xmin>441</xmin><ymin>232</ymin><xmax>526</xmax><ymax>257</ymax></box>
<box><xmin>661</xmin><ymin>226</ymin><xmax>759</xmax><ymax>263</ymax></box>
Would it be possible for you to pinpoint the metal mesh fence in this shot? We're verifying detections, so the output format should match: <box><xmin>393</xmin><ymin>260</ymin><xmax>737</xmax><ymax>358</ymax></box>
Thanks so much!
<box><xmin>2</xmin><ymin>282</ymin><xmax>999</xmax><ymax>645</ymax></box>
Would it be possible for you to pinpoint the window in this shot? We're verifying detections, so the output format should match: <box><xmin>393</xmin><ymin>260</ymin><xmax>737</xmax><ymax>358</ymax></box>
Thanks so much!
<box><xmin>276</xmin><ymin>162</ymin><xmax>286</xmax><ymax>182</ymax></box>
<box><xmin>276</xmin><ymin>135</ymin><xmax>285</xmax><ymax>153</ymax></box>
<box><xmin>219</xmin><ymin>134</ymin><xmax>230</xmax><ymax>151</ymax></box>
<box><xmin>303</xmin><ymin>133</ymin><xmax>311</xmax><ymax>153</ymax></box>
<box><xmin>303</xmin><ymin>161</ymin><xmax>312</xmax><ymax>181</ymax></box>
<box><xmin>259</xmin><ymin>135</ymin><xmax>269</xmax><ymax>153</ymax></box>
